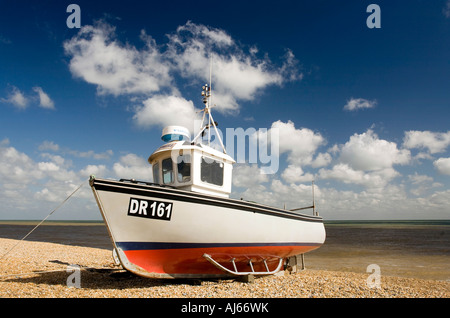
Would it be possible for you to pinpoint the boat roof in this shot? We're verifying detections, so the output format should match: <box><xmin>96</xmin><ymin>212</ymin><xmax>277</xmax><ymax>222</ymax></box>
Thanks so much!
<box><xmin>148</xmin><ymin>140</ymin><xmax>235</xmax><ymax>164</ymax></box>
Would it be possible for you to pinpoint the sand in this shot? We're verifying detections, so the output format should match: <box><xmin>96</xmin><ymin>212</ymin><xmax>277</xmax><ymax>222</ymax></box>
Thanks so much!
<box><xmin>0</xmin><ymin>238</ymin><xmax>448</xmax><ymax>298</ymax></box>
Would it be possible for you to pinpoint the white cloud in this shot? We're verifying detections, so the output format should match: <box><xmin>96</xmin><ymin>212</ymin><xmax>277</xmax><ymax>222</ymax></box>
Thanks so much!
<box><xmin>0</xmin><ymin>140</ymin><xmax>49</xmax><ymax>189</ymax></box>
<box><xmin>408</xmin><ymin>173</ymin><xmax>433</xmax><ymax>185</ymax></box>
<box><xmin>318</xmin><ymin>164</ymin><xmax>399</xmax><ymax>189</ymax></box>
<box><xmin>1</xmin><ymin>86</ymin><xmax>29</xmax><ymax>109</ymax></box>
<box><xmin>280</xmin><ymin>49</ymin><xmax>303</xmax><ymax>82</ymax></box>
<box><xmin>79</xmin><ymin>164</ymin><xmax>108</xmax><ymax>178</ymax></box>
<box><xmin>403</xmin><ymin>130</ymin><xmax>450</xmax><ymax>154</ymax></box>
<box><xmin>40</xmin><ymin>154</ymin><xmax>67</xmax><ymax>167</ymax></box>
<box><xmin>232</xmin><ymin>170</ymin><xmax>449</xmax><ymax>219</ymax></box>
<box><xmin>38</xmin><ymin>140</ymin><xmax>113</xmax><ymax>160</ymax></box>
<box><xmin>315</xmin><ymin>129</ymin><xmax>411</xmax><ymax>190</ymax></box>
<box><xmin>39</xmin><ymin>140</ymin><xmax>60</xmax><ymax>152</ymax></box>
<box><xmin>36</xmin><ymin>154</ymin><xmax>77</xmax><ymax>182</ymax></box>
<box><xmin>434</xmin><ymin>157</ymin><xmax>450</xmax><ymax>175</ymax></box>
<box><xmin>0</xmin><ymin>35</ymin><xmax>11</xmax><ymax>44</ymax></box>
<box><xmin>343</xmin><ymin>97</ymin><xmax>376</xmax><ymax>111</ymax></box>
<box><xmin>64</xmin><ymin>22</ymin><xmax>172</xmax><ymax>96</ymax></box>
<box><xmin>166</xmin><ymin>21</ymin><xmax>300</xmax><ymax>113</ymax></box>
<box><xmin>2</xmin><ymin>86</ymin><xmax>55</xmax><ymax>110</ymax></box>
<box><xmin>234</xmin><ymin>184</ymin><xmax>278</xmax><ymax>207</ymax></box>
<box><xmin>0</xmin><ymin>139</ymin><xmax>158</xmax><ymax>218</ymax></box>
<box><xmin>232</xmin><ymin>164</ymin><xmax>268</xmax><ymax>188</ymax></box>
<box><xmin>32</xmin><ymin>87</ymin><xmax>55</xmax><ymax>109</ymax></box>
<box><xmin>319</xmin><ymin>163</ymin><xmax>364</xmax><ymax>184</ymax></box>
<box><xmin>113</xmin><ymin>153</ymin><xmax>153</xmax><ymax>181</ymax></box>
<box><xmin>68</xmin><ymin>149</ymin><xmax>114</xmax><ymax>160</ymax></box>
<box><xmin>133</xmin><ymin>95</ymin><xmax>200</xmax><ymax>133</ymax></box>
<box><xmin>316</xmin><ymin>184</ymin><xmax>411</xmax><ymax>218</ymax></box>
<box><xmin>271</xmin><ymin>179</ymin><xmax>315</xmax><ymax>204</ymax></box>
<box><xmin>281</xmin><ymin>164</ymin><xmax>314</xmax><ymax>184</ymax></box>
<box><xmin>174</xmin><ymin>21</ymin><xmax>233</xmax><ymax>48</ymax></box>
<box><xmin>233</xmin><ymin>178</ymin><xmax>317</xmax><ymax>211</ymax></box>
<box><xmin>64</xmin><ymin>21</ymin><xmax>301</xmax><ymax>127</ymax></box>
<box><xmin>340</xmin><ymin>129</ymin><xmax>410</xmax><ymax>171</ymax></box>
<box><xmin>444</xmin><ymin>0</ymin><xmax>450</xmax><ymax>18</ymax></box>
<box><xmin>311</xmin><ymin>152</ymin><xmax>332</xmax><ymax>168</ymax></box>
<box><xmin>34</xmin><ymin>187</ymin><xmax>62</xmax><ymax>203</ymax></box>
<box><xmin>0</xmin><ymin>140</ymin><xmax>87</xmax><ymax>215</ymax></box>
<box><xmin>428</xmin><ymin>189</ymin><xmax>450</xmax><ymax>208</ymax></box>
<box><xmin>407</xmin><ymin>173</ymin><xmax>442</xmax><ymax>197</ymax></box>
<box><xmin>38</xmin><ymin>161</ymin><xmax>60</xmax><ymax>172</ymax></box>
<box><xmin>270</xmin><ymin>120</ymin><xmax>326</xmax><ymax>166</ymax></box>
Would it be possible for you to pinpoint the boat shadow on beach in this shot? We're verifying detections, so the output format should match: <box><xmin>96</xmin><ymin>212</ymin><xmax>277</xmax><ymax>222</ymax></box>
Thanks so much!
<box><xmin>4</xmin><ymin>266</ymin><xmax>227</xmax><ymax>290</ymax></box>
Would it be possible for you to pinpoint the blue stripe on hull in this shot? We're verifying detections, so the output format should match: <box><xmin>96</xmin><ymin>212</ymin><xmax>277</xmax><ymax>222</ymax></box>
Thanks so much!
<box><xmin>116</xmin><ymin>241</ymin><xmax>322</xmax><ymax>251</ymax></box>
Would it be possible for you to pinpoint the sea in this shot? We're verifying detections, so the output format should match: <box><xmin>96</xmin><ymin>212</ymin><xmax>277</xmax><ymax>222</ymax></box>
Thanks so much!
<box><xmin>0</xmin><ymin>219</ymin><xmax>449</xmax><ymax>281</ymax></box>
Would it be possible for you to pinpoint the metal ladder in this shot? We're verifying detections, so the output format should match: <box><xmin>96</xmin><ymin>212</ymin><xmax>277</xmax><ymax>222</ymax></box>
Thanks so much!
<box><xmin>203</xmin><ymin>254</ymin><xmax>284</xmax><ymax>276</ymax></box>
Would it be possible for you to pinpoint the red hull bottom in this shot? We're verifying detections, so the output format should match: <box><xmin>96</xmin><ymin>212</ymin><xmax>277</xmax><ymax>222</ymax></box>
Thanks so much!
<box><xmin>123</xmin><ymin>245</ymin><xmax>319</xmax><ymax>277</ymax></box>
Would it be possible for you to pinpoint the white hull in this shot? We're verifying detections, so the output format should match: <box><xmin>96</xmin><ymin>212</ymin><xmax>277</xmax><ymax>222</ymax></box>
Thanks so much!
<box><xmin>91</xmin><ymin>178</ymin><xmax>326</xmax><ymax>278</ymax></box>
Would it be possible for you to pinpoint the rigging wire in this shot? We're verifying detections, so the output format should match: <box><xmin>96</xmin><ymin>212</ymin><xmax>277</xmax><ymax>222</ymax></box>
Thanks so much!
<box><xmin>0</xmin><ymin>181</ymin><xmax>85</xmax><ymax>261</ymax></box>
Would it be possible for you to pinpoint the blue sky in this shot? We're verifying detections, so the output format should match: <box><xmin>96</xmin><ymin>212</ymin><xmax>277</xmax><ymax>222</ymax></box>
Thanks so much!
<box><xmin>0</xmin><ymin>0</ymin><xmax>449</xmax><ymax>220</ymax></box>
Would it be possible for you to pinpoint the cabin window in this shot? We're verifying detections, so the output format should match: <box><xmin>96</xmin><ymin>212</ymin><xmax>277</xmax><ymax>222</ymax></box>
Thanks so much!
<box><xmin>152</xmin><ymin>162</ymin><xmax>160</xmax><ymax>184</ymax></box>
<box><xmin>201</xmin><ymin>157</ymin><xmax>224</xmax><ymax>186</ymax></box>
<box><xmin>162</xmin><ymin>158</ymin><xmax>173</xmax><ymax>184</ymax></box>
<box><xmin>177</xmin><ymin>154</ymin><xmax>191</xmax><ymax>183</ymax></box>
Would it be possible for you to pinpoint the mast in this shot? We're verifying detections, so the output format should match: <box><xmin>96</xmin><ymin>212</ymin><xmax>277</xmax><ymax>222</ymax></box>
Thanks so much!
<box><xmin>312</xmin><ymin>180</ymin><xmax>316</xmax><ymax>216</ymax></box>
<box><xmin>192</xmin><ymin>60</ymin><xmax>227</xmax><ymax>154</ymax></box>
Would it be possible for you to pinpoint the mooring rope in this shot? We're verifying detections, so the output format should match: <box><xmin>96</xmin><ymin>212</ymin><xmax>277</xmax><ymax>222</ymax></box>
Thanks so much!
<box><xmin>0</xmin><ymin>181</ymin><xmax>85</xmax><ymax>261</ymax></box>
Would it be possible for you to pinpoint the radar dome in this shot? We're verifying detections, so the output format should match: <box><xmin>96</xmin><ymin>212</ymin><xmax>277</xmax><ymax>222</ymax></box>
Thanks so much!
<box><xmin>161</xmin><ymin>126</ymin><xmax>191</xmax><ymax>142</ymax></box>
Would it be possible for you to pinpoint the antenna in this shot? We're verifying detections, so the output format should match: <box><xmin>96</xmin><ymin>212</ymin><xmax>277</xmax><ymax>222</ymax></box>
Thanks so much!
<box><xmin>192</xmin><ymin>58</ymin><xmax>227</xmax><ymax>154</ymax></box>
<box><xmin>209</xmin><ymin>56</ymin><xmax>212</xmax><ymax>102</ymax></box>
<box><xmin>312</xmin><ymin>180</ymin><xmax>317</xmax><ymax>216</ymax></box>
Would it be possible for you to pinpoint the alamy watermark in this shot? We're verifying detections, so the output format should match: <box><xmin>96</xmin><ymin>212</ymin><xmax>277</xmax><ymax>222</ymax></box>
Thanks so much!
<box><xmin>66</xmin><ymin>4</ymin><xmax>81</xmax><ymax>29</ymax></box>
<box><xmin>366</xmin><ymin>264</ymin><xmax>381</xmax><ymax>288</ymax></box>
<box><xmin>64</xmin><ymin>263</ymin><xmax>383</xmax><ymax>290</ymax></box>
<box><xmin>66</xmin><ymin>264</ymin><xmax>81</xmax><ymax>288</ymax></box>
<box><xmin>366</xmin><ymin>4</ymin><xmax>381</xmax><ymax>29</ymax></box>
<box><xmin>191</xmin><ymin>121</ymin><xmax>280</xmax><ymax>175</ymax></box>
<box><xmin>66</xmin><ymin>3</ymin><xmax>381</xmax><ymax>30</ymax></box>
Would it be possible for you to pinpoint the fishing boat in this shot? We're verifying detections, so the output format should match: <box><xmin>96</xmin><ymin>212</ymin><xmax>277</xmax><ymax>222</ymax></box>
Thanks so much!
<box><xmin>90</xmin><ymin>84</ymin><xmax>326</xmax><ymax>279</ymax></box>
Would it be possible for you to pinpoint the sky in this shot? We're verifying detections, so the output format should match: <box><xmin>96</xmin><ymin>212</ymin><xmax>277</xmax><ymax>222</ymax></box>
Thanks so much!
<box><xmin>0</xmin><ymin>0</ymin><xmax>449</xmax><ymax>220</ymax></box>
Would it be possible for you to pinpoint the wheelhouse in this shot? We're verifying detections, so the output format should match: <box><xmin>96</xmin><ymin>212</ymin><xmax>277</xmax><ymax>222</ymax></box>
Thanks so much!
<box><xmin>148</xmin><ymin>128</ymin><xmax>235</xmax><ymax>198</ymax></box>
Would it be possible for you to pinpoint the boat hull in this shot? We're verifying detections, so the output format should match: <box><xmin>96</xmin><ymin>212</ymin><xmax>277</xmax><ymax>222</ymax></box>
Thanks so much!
<box><xmin>90</xmin><ymin>178</ymin><xmax>326</xmax><ymax>278</ymax></box>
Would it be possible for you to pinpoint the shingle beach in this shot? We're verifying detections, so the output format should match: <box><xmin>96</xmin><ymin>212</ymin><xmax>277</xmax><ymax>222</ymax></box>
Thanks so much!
<box><xmin>0</xmin><ymin>238</ymin><xmax>448</xmax><ymax>298</ymax></box>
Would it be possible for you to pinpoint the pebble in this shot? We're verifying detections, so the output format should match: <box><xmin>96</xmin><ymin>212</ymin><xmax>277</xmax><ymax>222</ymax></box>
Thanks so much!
<box><xmin>1</xmin><ymin>238</ymin><xmax>448</xmax><ymax>298</ymax></box>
